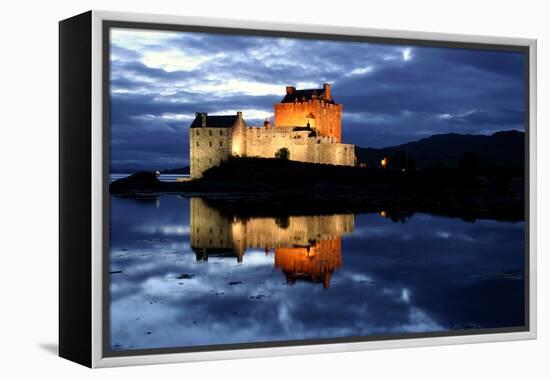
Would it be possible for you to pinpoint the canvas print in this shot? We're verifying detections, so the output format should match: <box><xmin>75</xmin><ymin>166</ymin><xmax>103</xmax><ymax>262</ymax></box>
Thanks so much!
<box><xmin>107</xmin><ymin>26</ymin><xmax>527</xmax><ymax>354</ymax></box>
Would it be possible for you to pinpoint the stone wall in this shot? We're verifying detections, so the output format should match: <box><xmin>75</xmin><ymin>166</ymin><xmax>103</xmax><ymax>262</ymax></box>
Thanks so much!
<box><xmin>274</xmin><ymin>100</ymin><xmax>343</xmax><ymax>142</ymax></box>
<box><xmin>189</xmin><ymin>198</ymin><xmax>355</xmax><ymax>261</ymax></box>
<box><xmin>244</xmin><ymin>127</ymin><xmax>355</xmax><ymax>166</ymax></box>
<box><xmin>189</xmin><ymin>127</ymin><xmax>233</xmax><ymax>178</ymax></box>
<box><xmin>274</xmin><ymin>238</ymin><xmax>342</xmax><ymax>288</ymax></box>
<box><xmin>189</xmin><ymin>196</ymin><xmax>242</xmax><ymax>261</ymax></box>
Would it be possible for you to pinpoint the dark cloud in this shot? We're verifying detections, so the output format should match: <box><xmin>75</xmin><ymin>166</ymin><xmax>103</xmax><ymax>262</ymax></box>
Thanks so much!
<box><xmin>109</xmin><ymin>28</ymin><xmax>526</xmax><ymax>171</ymax></box>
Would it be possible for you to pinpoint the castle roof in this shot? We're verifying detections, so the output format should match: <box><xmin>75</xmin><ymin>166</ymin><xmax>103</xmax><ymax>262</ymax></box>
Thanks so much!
<box><xmin>281</xmin><ymin>85</ymin><xmax>335</xmax><ymax>104</ymax></box>
<box><xmin>292</xmin><ymin>126</ymin><xmax>318</xmax><ymax>137</ymax></box>
<box><xmin>190</xmin><ymin>113</ymin><xmax>241</xmax><ymax>128</ymax></box>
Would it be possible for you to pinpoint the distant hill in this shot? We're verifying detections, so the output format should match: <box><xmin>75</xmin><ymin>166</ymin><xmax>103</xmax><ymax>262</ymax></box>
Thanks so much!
<box><xmin>110</xmin><ymin>157</ymin><xmax>524</xmax><ymax>221</ymax></box>
<box><xmin>160</xmin><ymin>166</ymin><xmax>190</xmax><ymax>174</ymax></box>
<box><xmin>355</xmin><ymin>130</ymin><xmax>524</xmax><ymax>169</ymax></box>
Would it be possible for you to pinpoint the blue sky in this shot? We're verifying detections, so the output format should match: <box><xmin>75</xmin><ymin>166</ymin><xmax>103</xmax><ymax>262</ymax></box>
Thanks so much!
<box><xmin>109</xmin><ymin>28</ymin><xmax>526</xmax><ymax>172</ymax></box>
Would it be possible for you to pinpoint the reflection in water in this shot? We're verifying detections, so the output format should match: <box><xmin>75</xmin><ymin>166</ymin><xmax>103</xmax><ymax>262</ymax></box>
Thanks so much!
<box><xmin>109</xmin><ymin>195</ymin><xmax>525</xmax><ymax>352</ymax></box>
<box><xmin>275</xmin><ymin>240</ymin><xmax>342</xmax><ymax>289</ymax></box>
<box><xmin>190</xmin><ymin>198</ymin><xmax>352</xmax><ymax>288</ymax></box>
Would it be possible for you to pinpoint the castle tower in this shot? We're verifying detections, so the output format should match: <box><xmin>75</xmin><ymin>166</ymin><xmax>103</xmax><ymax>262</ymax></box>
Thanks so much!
<box><xmin>189</xmin><ymin>112</ymin><xmax>241</xmax><ymax>179</ymax></box>
<box><xmin>274</xmin><ymin>238</ymin><xmax>343</xmax><ymax>289</ymax></box>
<box><xmin>273</xmin><ymin>83</ymin><xmax>342</xmax><ymax>142</ymax></box>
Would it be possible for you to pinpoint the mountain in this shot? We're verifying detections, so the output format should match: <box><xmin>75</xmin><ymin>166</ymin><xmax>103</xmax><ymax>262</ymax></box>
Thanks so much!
<box><xmin>355</xmin><ymin>130</ymin><xmax>524</xmax><ymax>168</ymax></box>
<box><xmin>160</xmin><ymin>166</ymin><xmax>190</xmax><ymax>174</ymax></box>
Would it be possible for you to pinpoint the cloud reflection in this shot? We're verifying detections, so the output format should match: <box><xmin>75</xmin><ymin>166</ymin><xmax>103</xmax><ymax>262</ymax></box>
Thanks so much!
<box><xmin>109</xmin><ymin>195</ymin><xmax>525</xmax><ymax>351</ymax></box>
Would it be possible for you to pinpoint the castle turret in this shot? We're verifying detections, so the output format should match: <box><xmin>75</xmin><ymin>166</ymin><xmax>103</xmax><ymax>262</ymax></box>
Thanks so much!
<box><xmin>231</xmin><ymin>111</ymin><xmax>246</xmax><ymax>157</ymax></box>
<box><xmin>264</xmin><ymin>118</ymin><xmax>271</xmax><ymax>129</ymax></box>
<box><xmin>323</xmin><ymin>83</ymin><xmax>332</xmax><ymax>102</ymax></box>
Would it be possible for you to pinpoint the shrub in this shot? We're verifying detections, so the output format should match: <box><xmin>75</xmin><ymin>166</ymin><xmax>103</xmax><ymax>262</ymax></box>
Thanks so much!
<box><xmin>275</xmin><ymin>147</ymin><xmax>290</xmax><ymax>160</ymax></box>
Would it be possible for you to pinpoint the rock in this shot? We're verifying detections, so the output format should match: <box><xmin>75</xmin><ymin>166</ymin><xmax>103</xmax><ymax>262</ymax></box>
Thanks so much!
<box><xmin>250</xmin><ymin>294</ymin><xmax>266</xmax><ymax>300</ymax></box>
<box><xmin>176</xmin><ymin>273</ymin><xmax>195</xmax><ymax>279</ymax></box>
<box><xmin>109</xmin><ymin>171</ymin><xmax>162</xmax><ymax>194</ymax></box>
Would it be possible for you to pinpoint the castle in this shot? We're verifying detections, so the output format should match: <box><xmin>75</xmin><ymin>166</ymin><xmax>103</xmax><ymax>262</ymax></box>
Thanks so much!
<box><xmin>189</xmin><ymin>83</ymin><xmax>355</xmax><ymax>178</ymax></box>
<box><xmin>190</xmin><ymin>198</ymin><xmax>354</xmax><ymax>288</ymax></box>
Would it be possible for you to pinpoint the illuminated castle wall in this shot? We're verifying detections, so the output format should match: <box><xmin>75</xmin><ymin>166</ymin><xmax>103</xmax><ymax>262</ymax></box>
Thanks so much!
<box><xmin>274</xmin><ymin>83</ymin><xmax>342</xmax><ymax>142</ymax></box>
<box><xmin>189</xmin><ymin>83</ymin><xmax>355</xmax><ymax>178</ymax></box>
<box><xmin>274</xmin><ymin>239</ymin><xmax>342</xmax><ymax>289</ymax></box>
<box><xmin>189</xmin><ymin>198</ymin><xmax>354</xmax><ymax>287</ymax></box>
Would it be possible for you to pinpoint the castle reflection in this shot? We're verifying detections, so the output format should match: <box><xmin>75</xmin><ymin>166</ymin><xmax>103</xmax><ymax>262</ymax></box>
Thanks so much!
<box><xmin>190</xmin><ymin>198</ymin><xmax>354</xmax><ymax>288</ymax></box>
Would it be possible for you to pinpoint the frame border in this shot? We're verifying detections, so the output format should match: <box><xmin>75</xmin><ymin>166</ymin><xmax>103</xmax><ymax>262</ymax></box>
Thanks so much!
<box><xmin>90</xmin><ymin>10</ymin><xmax>537</xmax><ymax>368</ymax></box>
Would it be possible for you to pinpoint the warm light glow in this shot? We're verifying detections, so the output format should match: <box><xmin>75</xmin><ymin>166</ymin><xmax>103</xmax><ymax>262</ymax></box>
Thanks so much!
<box><xmin>380</xmin><ymin>211</ymin><xmax>387</xmax><ymax>218</ymax></box>
<box><xmin>381</xmin><ymin>157</ymin><xmax>388</xmax><ymax>168</ymax></box>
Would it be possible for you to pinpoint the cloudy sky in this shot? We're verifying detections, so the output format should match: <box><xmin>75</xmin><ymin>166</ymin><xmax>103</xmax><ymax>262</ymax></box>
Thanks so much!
<box><xmin>109</xmin><ymin>27</ymin><xmax>526</xmax><ymax>172</ymax></box>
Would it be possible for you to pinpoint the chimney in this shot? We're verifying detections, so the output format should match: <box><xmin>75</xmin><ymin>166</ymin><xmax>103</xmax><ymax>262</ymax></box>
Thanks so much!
<box><xmin>237</xmin><ymin>111</ymin><xmax>243</xmax><ymax>118</ymax></box>
<box><xmin>201</xmin><ymin>112</ymin><xmax>207</xmax><ymax>128</ymax></box>
<box><xmin>286</xmin><ymin>86</ymin><xmax>296</xmax><ymax>95</ymax></box>
<box><xmin>323</xmin><ymin>83</ymin><xmax>332</xmax><ymax>101</ymax></box>
<box><xmin>264</xmin><ymin>118</ymin><xmax>271</xmax><ymax>129</ymax></box>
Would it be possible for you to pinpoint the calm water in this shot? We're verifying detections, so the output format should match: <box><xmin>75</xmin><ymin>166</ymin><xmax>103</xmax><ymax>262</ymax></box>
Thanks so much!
<box><xmin>109</xmin><ymin>173</ymin><xmax>188</xmax><ymax>183</ymax></box>
<box><xmin>109</xmin><ymin>195</ymin><xmax>525</xmax><ymax>351</ymax></box>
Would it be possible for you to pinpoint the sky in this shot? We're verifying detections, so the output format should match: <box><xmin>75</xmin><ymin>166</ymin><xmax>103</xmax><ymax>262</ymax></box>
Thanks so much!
<box><xmin>109</xmin><ymin>28</ymin><xmax>526</xmax><ymax>172</ymax></box>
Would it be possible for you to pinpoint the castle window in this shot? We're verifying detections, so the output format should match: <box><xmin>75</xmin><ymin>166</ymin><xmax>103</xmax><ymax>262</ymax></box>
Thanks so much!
<box><xmin>219</xmin><ymin>141</ymin><xmax>223</xmax><ymax>147</ymax></box>
<box><xmin>219</xmin><ymin>130</ymin><xmax>223</xmax><ymax>136</ymax></box>
<box><xmin>196</xmin><ymin>141</ymin><xmax>199</xmax><ymax>147</ymax></box>
<box><xmin>196</xmin><ymin>130</ymin><xmax>200</xmax><ymax>136</ymax></box>
<box><xmin>197</xmin><ymin>158</ymin><xmax>200</xmax><ymax>163</ymax></box>
<box><xmin>209</xmin><ymin>130</ymin><xmax>212</xmax><ymax>136</ymax></box>
<box><xmin>209</xmin><ymin>141</ymin><xmax>212</xmax><ymax>147</ymax></box>
<box><xmin>209</xmin><ymin>158</ymin><xmax>212</xmax><ymax>163</ymax></box>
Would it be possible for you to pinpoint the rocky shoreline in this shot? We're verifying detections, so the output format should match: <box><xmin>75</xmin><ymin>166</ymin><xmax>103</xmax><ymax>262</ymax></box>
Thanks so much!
<box><xmin>109</xmin><ymin>157</ymin><xmax>525</xmax><ymax>222</ymax></box>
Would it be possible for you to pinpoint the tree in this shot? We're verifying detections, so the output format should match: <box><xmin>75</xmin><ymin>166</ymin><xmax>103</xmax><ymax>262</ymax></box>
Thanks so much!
<box><xmin>458</xmin><ymin>152</ymin><xmax>480</xmax><ymax>191</ymax></box>
<box><xmin>388</xmin><ymin>150</ymin><xmax>416</xmax><ymax>170</ymax></box>
<box><xmin>459</xmin><ymin>152</ymin><xmax>479</xmax><ymax>173</ymax></box>
<box><xmin>275</xmin><ymin>147</ymin><xmax>290</xmax><ymax>160</ymax></box>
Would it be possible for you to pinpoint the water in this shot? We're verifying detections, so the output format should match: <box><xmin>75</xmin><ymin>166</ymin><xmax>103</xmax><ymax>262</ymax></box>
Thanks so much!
<box><xmin>109</xmin><ymin>195</ymin><xmax>525</xmax><ymax>352</ymax></box>
<box><xmin>109</xmin><ymin>173</ymin><xmax>188</xmax><ymax>183</ymax></box>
